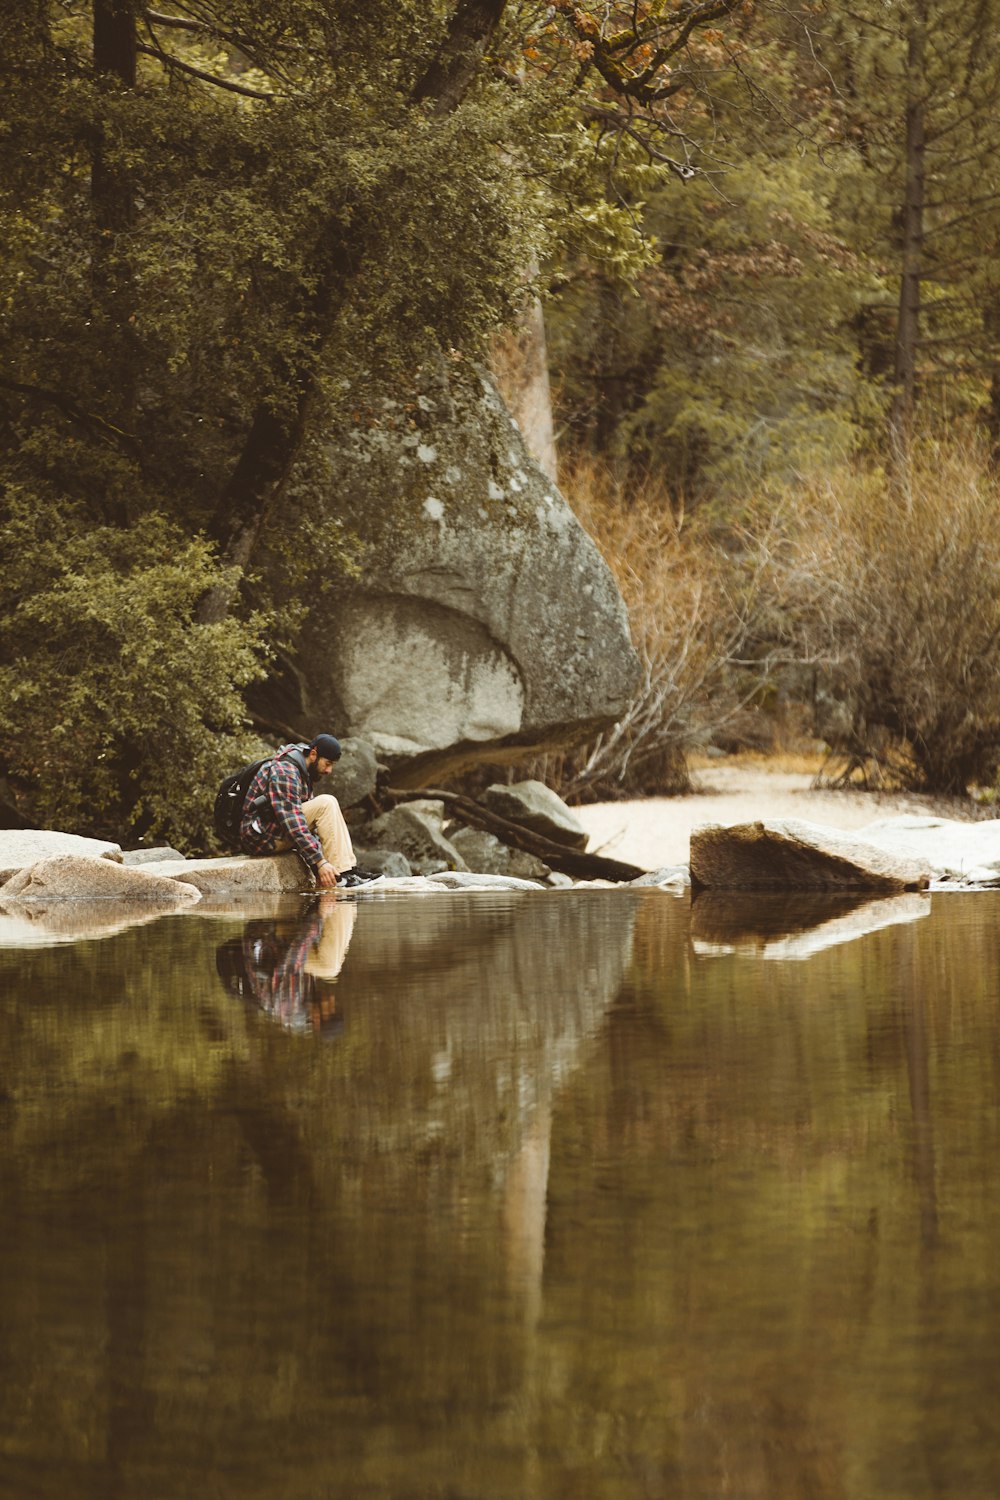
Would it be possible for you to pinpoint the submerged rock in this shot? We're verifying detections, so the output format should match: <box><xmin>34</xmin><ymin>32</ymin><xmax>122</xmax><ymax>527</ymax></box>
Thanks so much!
<box><xmin>690</xmin><ymin>818</ymin><xmax>930</xmax><ymax>892</ymax></box>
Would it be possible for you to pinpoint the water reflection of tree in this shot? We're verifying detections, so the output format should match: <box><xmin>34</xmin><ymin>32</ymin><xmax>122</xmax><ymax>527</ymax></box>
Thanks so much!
<box><xmin>3</xmin><ymin>891</ymin><xmax>999</xmax><ymax>1496</ymax></box>
<box><xmin>0</xmin><ymin>891</ymin><xmax>639</xmax><ymax>1498</ymax></box>
<box><xmin>538</xmin><ymin>894</ymin><xmax>1000</xmax><ymax>1500</ymax></box>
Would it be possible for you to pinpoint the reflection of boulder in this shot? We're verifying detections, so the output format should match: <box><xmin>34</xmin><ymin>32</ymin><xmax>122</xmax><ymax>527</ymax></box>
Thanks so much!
<box><xmin>0</xmin><ymin>902</ymin><xmax>168</xmax><ymax>945</ymax></box>
<box><xmin>690</xmin><ymin>819</ymin><xmax>930</xmax><ymax>893</ymax></box>
<box><xmin>253</xmin><ymin>363</ymin><xmax>640</xmax><ymax>783</ymax></box>
<box><xmin>327</xmin><ymin>891</ymin><xmax>638</xmax><ymax>1167</ymax></box>
<box><xmin>691</xmin><ymin>890</ymin><xmax>931</xmax><ymax>960</ymax></box>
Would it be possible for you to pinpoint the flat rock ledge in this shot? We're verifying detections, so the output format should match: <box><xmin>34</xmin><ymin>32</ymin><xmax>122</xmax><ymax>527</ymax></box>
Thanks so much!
<box><xmin>690</xmin><ymin>819</ymin><xmax>931</xmax><ymax>893</ymax></box>
<box><xmin>0</xmin><ymin>854</ymin><xmax>201</xmax><ymax>906</ymax></box>
<box><xmin>150</xmin><ymin>852</ymin><xmax>309</xmax><ymax>896</ymax></box>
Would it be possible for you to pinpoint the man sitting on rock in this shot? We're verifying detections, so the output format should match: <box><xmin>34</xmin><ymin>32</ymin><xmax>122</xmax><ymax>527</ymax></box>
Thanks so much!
<box><xmin>239</xmin><ymin>734</ymin><xmax>376</xmax><ymax>888</ymax></box>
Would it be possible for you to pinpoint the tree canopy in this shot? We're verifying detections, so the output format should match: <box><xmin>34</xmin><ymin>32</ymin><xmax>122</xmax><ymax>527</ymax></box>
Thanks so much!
<box><xmin>5</xmin><ymin>1</ymin><xmax>1000</xmax><ymax>832</ymax></box>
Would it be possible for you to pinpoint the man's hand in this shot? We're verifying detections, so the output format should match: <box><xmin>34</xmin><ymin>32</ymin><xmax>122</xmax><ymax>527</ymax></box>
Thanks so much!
<box><xmin>316</xmin><ymin>861</ymin><xmax>338</xmax><ymax>889</ymax></box>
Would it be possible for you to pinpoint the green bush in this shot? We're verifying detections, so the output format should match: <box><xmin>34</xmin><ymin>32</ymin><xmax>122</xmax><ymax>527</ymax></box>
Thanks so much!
<box><xmin>0</xmin><ymin>495</ymin><xmax>270</xmax><ymax>849</ymax></box>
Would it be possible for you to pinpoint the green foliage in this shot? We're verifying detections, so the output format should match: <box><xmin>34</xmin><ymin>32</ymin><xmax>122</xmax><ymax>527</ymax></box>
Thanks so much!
<box><xmin>0</xmin><ymin>2</ymin><xmax>559</xmax><ymax>840</ymax></box>
<box><xmin>0</xmin><ymin>493</ymin><xmax>269</xmax><ymax>846</ymax></box>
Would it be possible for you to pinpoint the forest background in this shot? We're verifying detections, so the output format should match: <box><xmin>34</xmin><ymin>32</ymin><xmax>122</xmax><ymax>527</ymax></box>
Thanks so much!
<box><xmin>3</xmin><ymin>0</ymin><xmax>1000</xmax><ymax>851</ymax></box>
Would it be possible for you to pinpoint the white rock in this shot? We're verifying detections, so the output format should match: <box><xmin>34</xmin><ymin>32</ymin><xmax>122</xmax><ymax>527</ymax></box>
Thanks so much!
<box><xmin>0</xmin><ymin>830</ymin><xmax>122</xmax><ymax>883</ymax></box>
<box><xmin>856</xmin><ymin>815</ymin><xmax>1000</xmax><ymax>886</ymax></box>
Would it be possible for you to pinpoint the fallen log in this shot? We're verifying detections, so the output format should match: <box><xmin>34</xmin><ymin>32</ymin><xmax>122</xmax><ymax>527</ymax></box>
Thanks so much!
<box><xmin>384</xmin><ymin>788</ymin><xmax>647</xmax><ymax>883</ymax></box>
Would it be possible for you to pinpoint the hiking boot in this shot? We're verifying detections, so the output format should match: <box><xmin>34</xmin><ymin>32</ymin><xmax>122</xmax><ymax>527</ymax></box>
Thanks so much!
<box><xmin>337</xmin><ymin>865</ymin><xmax>380</xmax><ymax>887</ymax></box>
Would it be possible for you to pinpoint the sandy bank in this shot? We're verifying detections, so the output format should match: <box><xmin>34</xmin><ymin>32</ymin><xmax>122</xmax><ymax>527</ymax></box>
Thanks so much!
<box><xmin>574</xmin><ymin>763</ymin><xmax>993</xmax><ymax>872</ymax></box>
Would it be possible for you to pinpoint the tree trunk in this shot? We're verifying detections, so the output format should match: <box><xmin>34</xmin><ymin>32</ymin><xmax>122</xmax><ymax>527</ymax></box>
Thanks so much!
<box><xmin>93</xmin><ymin>0</ymin><xmax>136</xmax><ymax>86</ymax></box>
<box><xmin>889</xmin><ymin>4</ymin><xmax>928</xmax><ymax>449</ymax></box>
<box><xmin>196</xmin><ymin>403</ymin><xmax>308</xmax><ymax>624</ymax></box>
<box><xmin>983</xmin><ymin>294</ymin><xmax>1000</xmax><ymax>458</ymax></box>
<box><xmin>412</xmin><ymin>0</ymin><xmax>508</xmax><ymax>114</ymax></box>
<box><xmin>91</xmin><ymin>0</ymin><xmax>138</xmax><ymax>524</ymax></box>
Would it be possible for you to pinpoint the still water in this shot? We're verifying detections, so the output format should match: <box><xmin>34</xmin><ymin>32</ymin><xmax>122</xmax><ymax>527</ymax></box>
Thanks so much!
<box><xmin>1</xmin><ymin>885</ymin><xmax>999</xmax><ymax>1500</ymax></box>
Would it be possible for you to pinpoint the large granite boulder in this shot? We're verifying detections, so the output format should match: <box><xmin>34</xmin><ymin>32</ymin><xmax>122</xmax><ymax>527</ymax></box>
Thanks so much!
<box><xmin>0</xmin><ymin>830</ymin><xmax>123</xmax><ymax>883</ymax></box>
<box><xmin>121</xmin><ymin>846</ymin><xmax>185</xmax><ymax>865</ymax></box>
<box><xmin>324</xmin><ymin>737</ymin><xmax>381</xmax><ymax>810</ymax></box>
<box><xmin>151</xmin><ymin>852</ymin><xmax>310</xmax><ymax>896</ymax></box>
<box><xmin>690</xmin><ymin>819</ymin><xmax>931</xmax><ymax>892</ymax></box>
<box><xmin>253</xmin><ymin>362</ymin><xmax>641</xmax><ymax>784</ymax></box>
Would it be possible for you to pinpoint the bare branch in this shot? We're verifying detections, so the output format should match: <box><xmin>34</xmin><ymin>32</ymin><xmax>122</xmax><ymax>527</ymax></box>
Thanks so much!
<box><xmin>136</xmin><ymin>38</ymin><xmax>277</xmax><ymax>98</ymax></box>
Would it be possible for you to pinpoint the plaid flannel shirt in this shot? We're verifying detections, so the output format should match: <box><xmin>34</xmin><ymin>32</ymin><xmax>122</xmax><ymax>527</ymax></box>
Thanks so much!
<box><xmin>239</xmin><ymin>745</ymin><xmax>323</xmax><ymax>870</ymax></box>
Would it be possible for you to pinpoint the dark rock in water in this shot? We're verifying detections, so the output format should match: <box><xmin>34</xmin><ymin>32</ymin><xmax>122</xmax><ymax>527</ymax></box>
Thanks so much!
<box><xmin>251</xmin><ymin>360</ymin><xmax>641</xmax><ymax>784</ymax></box>
<box><xmin>690</xmin><ymin>819</ymin><xmax>930</xmax><ymax>892</ymax></box>
<box><xmin>480</xmin><ymin>780</ymin><xmax>589</xmax><ymax>850</ymax></box>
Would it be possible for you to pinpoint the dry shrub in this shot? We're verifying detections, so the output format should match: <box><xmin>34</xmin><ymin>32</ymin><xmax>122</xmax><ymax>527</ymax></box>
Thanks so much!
<box><xmin>524</xmin><ymin>459</ymin><xmax>771</xmax><ymax>800</ymax></box>
<box><xmin>780</xmin><ymin>435</ymin><xmax>1000</xmax><ymax>794</ymax></box>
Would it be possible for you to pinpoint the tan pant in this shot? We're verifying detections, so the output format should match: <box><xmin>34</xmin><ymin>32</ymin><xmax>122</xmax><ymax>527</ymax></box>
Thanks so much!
<box><xmin>304</xmin><ymin>901</ymin><xmax>357</xmax><ymax>980</ymax></box>
<box><xmin>274</xmin><ymin>794</ymin><xmax>356</xmax><ymax>875</ymax></box>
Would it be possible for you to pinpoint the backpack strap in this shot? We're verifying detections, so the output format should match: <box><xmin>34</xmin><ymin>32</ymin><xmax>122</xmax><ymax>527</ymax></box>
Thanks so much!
<box><xmin>269</xmin><ymin>743</ymin><xmax>312</xmax><ymax>795</ymax></box>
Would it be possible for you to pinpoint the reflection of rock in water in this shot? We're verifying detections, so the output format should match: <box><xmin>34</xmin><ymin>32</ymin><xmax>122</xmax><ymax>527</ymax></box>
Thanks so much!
<box><xmin>691</xmin><ymin>890</ymin><xmax>930</xmax><ymax>960</ymax></box>
<box><xmin>0</xmin><ymin>891</ymin><xmax>640</xmax><ymax>1492</ymax></box>
<box><xmin>0</xmin><ymin>900</ymin><xmax>168</xmax><ymax>945</ymax></box>
<box><xmin>329</xmin><ymin>891</ymin><xmax>638</xmax><ymax>1172</ymax></box>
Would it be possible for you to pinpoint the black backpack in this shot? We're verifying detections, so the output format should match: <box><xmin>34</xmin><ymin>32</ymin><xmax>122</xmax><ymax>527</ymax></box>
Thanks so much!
<box><xmin>212</xmin><ymin>746</ymin><xmax>310</xmax><ymax>851</ymax></box>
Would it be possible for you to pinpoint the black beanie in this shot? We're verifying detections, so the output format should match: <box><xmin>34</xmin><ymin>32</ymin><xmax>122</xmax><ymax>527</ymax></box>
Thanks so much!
<box><xmin>311</xmin><ymin>733</ymin><xmax>342</xmax><ymax>761</ymax></box>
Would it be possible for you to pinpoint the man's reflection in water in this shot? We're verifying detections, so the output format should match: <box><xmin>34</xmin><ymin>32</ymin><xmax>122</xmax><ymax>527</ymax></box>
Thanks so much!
<box><xmin>215</xmin><ymin>895</ymin><xmax>356</xmax><ymax>1036</ymax></box>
